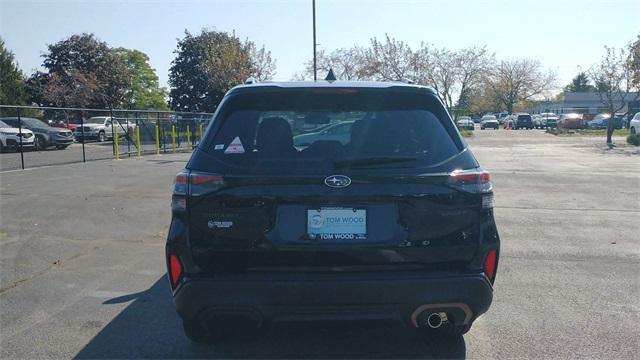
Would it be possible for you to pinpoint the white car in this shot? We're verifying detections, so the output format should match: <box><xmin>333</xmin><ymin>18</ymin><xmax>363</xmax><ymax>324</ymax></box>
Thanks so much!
<box><xmin>456</xmin><ymin>116</ymin><xmax>475</xmax><ymax>130</ymax></box>
<box><xmin>74</xmin><ymin>116</ymin><xmax>136</xmax><ymax>142</ymax></box>
<box><xmin>0</xmin><ymin>119</ymin><xmax>35</xmax><ymax>152</ymax></box>
<box><xmin>629</xmin><ymin>112</ymin><xmax>640</xmax><ymax>134</ymax></box>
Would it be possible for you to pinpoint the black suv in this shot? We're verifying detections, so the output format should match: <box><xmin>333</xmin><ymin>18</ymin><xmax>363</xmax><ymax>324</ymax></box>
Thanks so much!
<box><xmin>166</xmin><ymin>81</ymin><xmax>500</xmax><ymax>342</ymax></box>
<box><xmin>514</xmin><ymin>113</ymin><xmax>533</xmax><ymax>130</ymax></box>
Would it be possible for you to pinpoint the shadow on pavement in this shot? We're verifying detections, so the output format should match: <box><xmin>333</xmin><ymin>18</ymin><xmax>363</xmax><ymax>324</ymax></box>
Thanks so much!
<box><xmin>75</xmin><ymin>277</ymin><xmax>466</xmax><ymax>359</ymax></box>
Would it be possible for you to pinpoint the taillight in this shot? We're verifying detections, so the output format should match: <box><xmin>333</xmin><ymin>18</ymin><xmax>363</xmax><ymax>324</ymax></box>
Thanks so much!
<box><xmin>189</xmin><ymin>172</ymin><xmax>225</xmax><ymax>196</ymax></box>
<box><xmin>484</xmin><ymin>249</ymin><xmax>498</xmax><ymax>283</ymax></box>
<box><xmin>447</xmin><ymin>168</ymin><xmax>492</xmax><ymax>194</ymax></box>
<box><xmin>172</xmin><ymin>170</ymin><xmax>225</xmax><ymax>211</ymax></box>
<box><xmin>168</xmin><ymin>254</ymin><xmax>183</xmax><ymax>289</ymax></box>
<box><xmin>173</xmin><ymin>170</ymin><xmax>189</xmax><ymax>196</ymax></box>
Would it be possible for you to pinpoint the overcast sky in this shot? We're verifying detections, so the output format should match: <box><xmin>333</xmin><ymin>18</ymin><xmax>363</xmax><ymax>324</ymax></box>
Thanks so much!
<box><xmin>1</xmin><ymin>0</ymin><xmax>639</xmax><ymax>92</ymax></box>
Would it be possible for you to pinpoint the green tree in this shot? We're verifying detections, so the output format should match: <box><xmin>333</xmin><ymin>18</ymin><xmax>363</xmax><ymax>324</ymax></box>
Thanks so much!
<box><xmin>0</xmin><ymin>38</ymin><xmax>28</xmax><ymax>105</ymax></box>
<box><xmin>169</xmin><ymin>29</ymin><xmax>252</xmax><ymax>112</ymax></box>
<box><xmin>563</xmin><ymin>72</ymin><xmax>596</xmax><ymax>93</ymax></box>
<box><xmin>27</xmin><ymin>33</ymin><xmax>130</xmax><ymax>108</ymax></box>
<box><xmin>115</xmin><ymin>48</ymin><xmax>168</xmax><ymax>110</ymax></box>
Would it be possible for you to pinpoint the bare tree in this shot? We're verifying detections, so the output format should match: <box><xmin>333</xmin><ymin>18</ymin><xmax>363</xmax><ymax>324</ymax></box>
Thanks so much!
<box><xmin>454</xmin><ymin>46</ymin><xmax>494</xmax><ymax>118</ymax></box>
<box><xmin>425</xmin><ymin>47</ymin><xmax>458</xmax><ymax>114</ymax></box>
<box><xmin>589</xmin><ymin>45</ymin><xmax>639</xmax><ymax>145</ymax></box>
<box><xmin>484</xmin><ymin>59</ymin><xmax>556</xmax><ymax>114</ymax></box>
<box><xmin>629</xmin><ymin>35</ymin><xmax>640</xmax><ymax>89</ymax></box>
<box><xmin>365</xmin><ymin>34</ymin><xmax>416</xmax><ymax>81</ymax></box>
<box><xmin>246</xmin><ymin>42</ymin><xmax>277</xmax><ymax>81</ymax></box>
<box><xmin>294</xmin><ymin>46</ymin><xmax>371</xmax><ymax>81</ymax></box>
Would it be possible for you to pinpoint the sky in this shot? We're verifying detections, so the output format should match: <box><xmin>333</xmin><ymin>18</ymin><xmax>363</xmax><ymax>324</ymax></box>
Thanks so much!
<box><xmin>1</xmin><ymin>0</ymin><xmax>639</xmax><ymax>94</ymax></box>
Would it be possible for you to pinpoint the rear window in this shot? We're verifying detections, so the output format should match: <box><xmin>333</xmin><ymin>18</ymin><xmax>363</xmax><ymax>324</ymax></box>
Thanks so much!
<box><xmin>517</xmin><ymin>115</ymin><xmax>532</xmax><ymax>121</ymax></box>
<box><xmin>203</xmin><ymin>88</ymin><xmax>462</xmax><ymax>172</ymax></box>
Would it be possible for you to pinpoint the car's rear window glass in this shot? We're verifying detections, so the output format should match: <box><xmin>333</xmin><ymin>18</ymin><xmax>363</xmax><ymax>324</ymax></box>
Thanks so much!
<box><xmin>204</xmin><ymin>88</ymin><xmax>462</xmax><ymax>171</ymax></box>
<box><xmin>518</xmin><ymin>115</ymin><xmax>532</xmax><ymax>120</ymax></box>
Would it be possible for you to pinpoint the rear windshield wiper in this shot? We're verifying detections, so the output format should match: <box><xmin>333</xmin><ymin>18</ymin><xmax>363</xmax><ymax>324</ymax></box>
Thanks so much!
<box><xmin>334</xmin><ymin>156</ymin><xmax>417</xmax><ymax>169</ymax></box>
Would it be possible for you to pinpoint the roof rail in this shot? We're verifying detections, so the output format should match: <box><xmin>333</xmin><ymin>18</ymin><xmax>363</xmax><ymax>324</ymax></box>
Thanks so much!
<box><xmin>394</xmin><ymin>78</ymin><xmax>415</xmax><ymax>84</ymax></box>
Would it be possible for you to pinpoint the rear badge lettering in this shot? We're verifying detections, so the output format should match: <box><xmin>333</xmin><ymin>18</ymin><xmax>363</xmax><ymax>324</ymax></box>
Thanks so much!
<box><xmin>208</xmin><ymin>220</ymin><xmax>233</xmax><ymax>229</ymax></box>
<box><xmin>224</xmin><ymin>137</ymin><xmax>245</xmax><ymax>154</ymax></box>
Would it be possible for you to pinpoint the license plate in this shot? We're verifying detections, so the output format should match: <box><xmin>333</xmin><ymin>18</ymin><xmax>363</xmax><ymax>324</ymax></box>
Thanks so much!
<box><xmin>307</xmin><ymin>208</ymin><xmax>367</xmax><ymax>240</ymax></box>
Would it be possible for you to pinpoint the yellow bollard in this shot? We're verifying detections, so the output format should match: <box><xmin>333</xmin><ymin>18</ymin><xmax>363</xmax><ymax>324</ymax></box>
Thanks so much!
<box><xmin>114</xmin><ymin>127</ymin><xmax>119</xmax><ymax>160</ymax></box>
<box><xmin>136</xmin><ymin>126</ymin><xmax>141</xmax><ymax>158</ymax></box>
<box><xmin>172</xmin><ymin>125</ymin><xmax>177</xmax><ymax>152</ymax></box>
<box><xmin>186</xmin><ymin>125</ymin><xmax>191</xmax><ymax>147</ymax></box>
<box><xmin>199</xmin><ymin>124</ymin><xmax>203</xmax><ymax>142</ymax></box>
<box><xmin>155</xmin><ymin>124</ymin><xmax>160</xmax><ymax>155</ymax></box>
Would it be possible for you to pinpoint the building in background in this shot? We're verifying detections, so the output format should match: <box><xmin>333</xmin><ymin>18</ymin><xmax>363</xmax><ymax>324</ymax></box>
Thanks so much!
<box><xmin>530</xmin><ymin>92</ymin><xmax>640</xmax><ymax>120</ymax></box>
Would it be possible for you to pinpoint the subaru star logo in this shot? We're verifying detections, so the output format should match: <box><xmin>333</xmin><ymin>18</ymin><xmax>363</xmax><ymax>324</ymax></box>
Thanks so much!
<box><xmin>324</xmin><ymin>175</ymin><xmax>351</xmax><ymax>188</ymax></box>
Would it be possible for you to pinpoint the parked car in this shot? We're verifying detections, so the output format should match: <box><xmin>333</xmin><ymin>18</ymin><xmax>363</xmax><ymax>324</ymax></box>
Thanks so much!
<box><xmin>540</xmin><ymin>113</ymin><xmax>559</xmax><ymax>129</ymax></box>
<box><xmin>49</xmin><ymin>119</ymin><xmax>82</xmax><ymax>131</ymax></box>
<box><xmin>481</xmin><ymin>114</ymin><xmax>498</xmax><ymax>124</ymax></box>
<box><xmin>514</xmin><ymin>113</ymin><xmax>533</xmax><ymax>130</ymax></box>
<box><xmin>629</xmin><ymin>112</ymin><xmax>640</xmax><ymax>134</ymax></box>
<box><xmin>502</xmin><ymin>115</ymin><xmax>514</xmax><ymax>129</ymax></box>
<box><xmin>0</xmin><ymin>119</ymin><xmax>35</xmax><ymax>152</ymax></box>
<box><xmin>480</xmin><ymin>117</ymin><xmax>499</xmax><ymax>129</ymax></box>
<box><xmin>495</xmin><ymin>112</ymin><xmax>509</xmax><ymax>124</ymax></box>
<box><xmin>293</xmin><ymin>121</ymin><xmax>355</xmax><ymax>146</ymax></box>
<box><xmin>532</xmin><ymin>115</ymin><xmax>545</xmax><ymax>129</ymax></box>
<box><xmin>0</xmin><ymin>117</ymin><xmax>73</xmax><ymax>150</ymax></box>
<box><xmin>456</xmin><ymin>116</ymin><xmax>475</xmax><ymax>130</ymax></box>
<box><xmin>586</xmin><ymin>113</ymin><xmax>623</xmax><ymax>129</ymax></box>
<box><xmin>558</xmin><ymin>113</ymin><xmax>585</xmax><ymax>129</ymax></box>
<box><xmin>166</xmin><ymin>81</ymin><xmax>500</xmax><ymax>343</ymax></box>
<box><xmin>74</xmin><ymin>116</ymin><xmax>133</xmax><ymax>142</ymax></box>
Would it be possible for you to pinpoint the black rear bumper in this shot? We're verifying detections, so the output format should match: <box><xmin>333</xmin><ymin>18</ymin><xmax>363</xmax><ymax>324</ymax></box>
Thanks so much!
<box><xmin>172</xmin><ymin>271</ymin><xmax>493</xmax><ymax>328</ymax></box>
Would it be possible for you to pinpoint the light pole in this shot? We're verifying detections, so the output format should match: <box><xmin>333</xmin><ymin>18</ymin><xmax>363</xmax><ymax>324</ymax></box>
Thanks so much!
<box><xmin>312</xmin><ymin>0</ymin><xmax>317</xmax><ymax>81</ymax></box>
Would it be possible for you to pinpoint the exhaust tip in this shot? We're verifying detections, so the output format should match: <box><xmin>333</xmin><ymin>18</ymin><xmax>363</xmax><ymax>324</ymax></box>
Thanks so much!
<box><xmin>426</xmin><ymin>312</ymin><xmax>448</xmax><ymax>329</ymax></box>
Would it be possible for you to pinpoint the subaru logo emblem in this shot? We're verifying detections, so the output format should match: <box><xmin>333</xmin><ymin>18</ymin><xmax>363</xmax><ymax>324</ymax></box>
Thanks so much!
<box><xmin>324</xmin><ymin>175</ymin><xmax>351</xmax><ymax>188</ymax></box>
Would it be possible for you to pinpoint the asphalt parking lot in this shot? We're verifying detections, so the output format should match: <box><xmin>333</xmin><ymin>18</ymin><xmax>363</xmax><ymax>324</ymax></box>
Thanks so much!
<box><xmin>0</xmin><ymin>140</ymin><xmax>189</xmax><ymax>171</ymax></box>
<box><xmin>0</xmin><ymin>129</ymin><xmax>638</xmax><ymax>359</ymax></box>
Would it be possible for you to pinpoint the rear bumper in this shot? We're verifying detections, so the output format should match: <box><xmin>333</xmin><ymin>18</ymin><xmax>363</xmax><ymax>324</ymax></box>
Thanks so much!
<box><xmin>172</xmin><ymin>272</ymin><xmax>493</xmax><ymax>327</ymax></box>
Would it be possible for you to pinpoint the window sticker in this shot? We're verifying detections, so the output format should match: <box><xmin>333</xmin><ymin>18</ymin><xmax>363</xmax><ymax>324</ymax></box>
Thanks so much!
<box><xmin>224</xmin><ymin>136</ymin><xmax>245</xmax><ymax>154</ymax></box>
<box><xmin>214</xmin><ymin>144</ymin><xmax>225</xmax><ymax>150</ymax></box>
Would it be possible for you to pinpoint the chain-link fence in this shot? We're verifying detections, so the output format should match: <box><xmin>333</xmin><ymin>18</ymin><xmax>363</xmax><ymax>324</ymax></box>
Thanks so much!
<box><xmin>0</xmin><ymin>105</ymin><xmax>212</xmax><ymax>171</ymax></box>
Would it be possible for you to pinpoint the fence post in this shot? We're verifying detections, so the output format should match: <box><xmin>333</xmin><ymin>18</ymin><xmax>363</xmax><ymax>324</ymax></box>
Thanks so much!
<box><xmin>80</xmin><ymin>114</ymin><xmax>86</xmax><ymax>163</ymax></box>
<box><xmin>186</xmin><ymin>125</ymin><xmax>191</xmax><ymax>147</ymax></box>
<box><xmin>155</xmin><ymin>119</ymin><xmax>160</xmax><ymax>155</ymax></box>
<box><xmin>114</xmin><ymin>125</ymin><xmax>120</xmax><ymax>160</ymax></box>
<box><xmin>199</xmin><ymin>123</ymin><xmax>204</xmax><ymax>143</ymax></box>
<box><xmin>136</xmin><ymin>126</ymin><xmax>141</xmax><ymax>158</ymax></box>
<box><xmin>17</xmin><ymin>107</ymin><xmax>25</xmax><ymax>170</ymax></box>
<box><xmin>127</xmin><ymin>114</ymin><xmax>131</xmax><ymax>158</ymax></box>
<box><xmin>110</xmin><ymin>108</ymin><xmax>116</xmax><ymax>156</ymax></box>
<box><xmin>172</xmin><ymin>125</ymin><xmax>177</xmax><ymax>152</ymax></box>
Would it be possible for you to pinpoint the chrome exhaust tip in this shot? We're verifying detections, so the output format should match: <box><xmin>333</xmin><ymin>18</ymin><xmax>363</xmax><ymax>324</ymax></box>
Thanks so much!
<box><xmin>426</xmin><ymin>312</ymin><xmax>448</xmax><ymax>329</ymax></box>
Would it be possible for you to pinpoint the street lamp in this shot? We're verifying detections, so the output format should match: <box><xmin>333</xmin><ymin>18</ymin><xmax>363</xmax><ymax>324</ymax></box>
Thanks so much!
<box><xmin>312</xmin><ymin>0</ymin><xmax>317</xmax><ymax>81</ymax></box>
